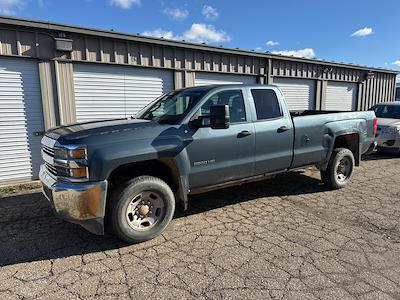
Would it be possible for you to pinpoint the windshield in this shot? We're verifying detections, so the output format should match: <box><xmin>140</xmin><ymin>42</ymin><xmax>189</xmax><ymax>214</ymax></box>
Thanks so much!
<box><xmin>371</xmin><ymin>105</ymin><xmax>400</xmax><ymax>119</ymax></box>
<box><xmin>136</xmin><ymin>89</ymin><xmax>208</xmax><ymax>124</ymax></box>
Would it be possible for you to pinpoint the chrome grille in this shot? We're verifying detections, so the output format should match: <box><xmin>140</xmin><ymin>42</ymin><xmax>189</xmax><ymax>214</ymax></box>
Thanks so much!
<box><xmin>42</xmin><ymin>136</ymin><xmax>57</xmax><ymax>177</ymax></box>
<box><xmin>45</xmin><ymin>162</ymin><xmax>57</xmax><ymax>177</ymax></box>
<box><xmin>43</xmin><ymin>144</ymin><xmax>55</xmax><ymax>157</ymax></box>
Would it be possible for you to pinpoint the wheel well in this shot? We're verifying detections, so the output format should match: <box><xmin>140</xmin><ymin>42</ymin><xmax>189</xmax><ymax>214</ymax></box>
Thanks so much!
<box><xmin>333</xmin><ymin>133</ymin><xmax>360</xmax><ymax>165</ymax></box>
<box><xmin>107</xmin><ymin>159</ymin><xmax>180</xmax><ymax>195</ymax></box>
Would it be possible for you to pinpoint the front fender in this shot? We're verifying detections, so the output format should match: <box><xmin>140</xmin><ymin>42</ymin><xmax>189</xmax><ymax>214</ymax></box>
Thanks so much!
<box><xmin>88</xmin><ymin>131</ymin><xmax>194</xmax><ymax>209</ymax></box>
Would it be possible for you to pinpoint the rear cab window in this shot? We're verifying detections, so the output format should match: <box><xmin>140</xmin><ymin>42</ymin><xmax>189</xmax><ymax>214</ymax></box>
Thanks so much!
<box><xmin>251</xmin><ymin>89</ymin><xmax>282</xmax><ymax>120</ymax></box>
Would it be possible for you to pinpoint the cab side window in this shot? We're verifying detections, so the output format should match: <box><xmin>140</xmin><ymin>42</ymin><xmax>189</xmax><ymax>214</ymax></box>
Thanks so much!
<box><xmin>251</xmin><ymin>89</ymin><xmax>282</xmax><ymax>120</ymax></box>
<box><xmin>195</xmin><ymin>90</ymin><xmax>246</xmax><ymax>123</ymax></box>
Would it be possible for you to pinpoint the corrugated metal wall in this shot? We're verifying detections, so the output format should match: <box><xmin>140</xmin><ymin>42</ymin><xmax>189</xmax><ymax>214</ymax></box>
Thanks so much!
<box><xmin>0</xmin><ymin>23</ymin><xmax>398</xmax><ymax>128</ymax></box>
<box><xmin>358</xmin><ymin>73</ymin><xmax>397</xmax><ymax>110</ymax></box>
<box><xmin>67</xmin><ymin>34</ymin><xmax>264</xmax><ymax>76</ymax></box>
<box><xmin>55</xmin><ymin>61</ymin><xmax>76</xmax><ymax>125</ymax></box>
<box><xmin>271</xmin><ymin>59</ymin><xmax>364</xmax><ymax>82</ymax></box>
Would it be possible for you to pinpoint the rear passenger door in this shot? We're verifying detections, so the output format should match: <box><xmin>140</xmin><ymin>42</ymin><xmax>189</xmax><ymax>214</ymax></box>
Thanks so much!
<box><xmin>250</xmin><ymin>88</ymin><xmax>294</xmax><ymax>175</ymax></box>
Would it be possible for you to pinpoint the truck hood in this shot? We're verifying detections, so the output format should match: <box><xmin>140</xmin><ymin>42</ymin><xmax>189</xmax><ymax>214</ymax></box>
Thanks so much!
<box><xmin>377</xmin><ymin>118</ymin><xmax>400</xmax><ymax>127</ymax></box>
<box><xmin>46</xmin><ymin>118</ymin><xmax>163</xmax><ymax>143</ymax></box>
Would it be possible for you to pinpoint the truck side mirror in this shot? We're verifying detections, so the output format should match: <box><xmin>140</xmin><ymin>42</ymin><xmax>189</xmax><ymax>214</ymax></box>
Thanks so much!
<box><xmin>210</xmin><ymin>105</ymin><xmax>230</xmax><ymax>129</ymax></box>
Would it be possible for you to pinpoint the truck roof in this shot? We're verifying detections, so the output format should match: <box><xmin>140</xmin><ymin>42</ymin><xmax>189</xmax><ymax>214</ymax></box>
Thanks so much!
<box><xmin>181</xmin><ymin>84</ymin><xmax>277</xmax><ymax>92</ymax></box>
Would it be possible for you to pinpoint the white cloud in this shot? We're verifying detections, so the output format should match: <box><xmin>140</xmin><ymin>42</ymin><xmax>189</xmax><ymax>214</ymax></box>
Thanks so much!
<box><xmin>109</xmin><ymin>0</ymin><xmax>140</xmax><ymax>9</ymax></box>
<box><xmin>392</xmin><ymin>60</ymin><xmax>400</xmax><ymax>67</ymax></box>
<box><xmin>202</xmin><ymin>5</ymin><xmax>219</xmax><ymax>20</ymax></box>
<box><xmin>266</xmin><ymin>40</ymin><xmax>279</xmax><ymax>46</ymax></box>
<box><xmin>142</xmin><ymin>23</ymin><xmax>230</xmax><ymax>44</ymax></box>
<box><xmin>351</xmin><ymin>27</ymin><xmax>373</xmax><ymax>37</ymax></box>
<box><xmin>141</xmin><ymin>29</ymin><xmax>176</xmax><ymax>40</ymax></box>
<box><xmin>180</xmin><ymin>23</ymin><xmax>230</xmax><ymax>43</ymax></box>
<box><xmin>163</xmin><ymin>8</ymin><xmax>189</xmax><ymax>20</ymax></box>
<box><xmin>271</xmin><ymin>48</ymin><xmax>316</xmax><ymax>59</ymax></box>
<box><xmin>0</xmin><ymin>0</ymin><xmax>25</xmax><ymax>14</ymax></box>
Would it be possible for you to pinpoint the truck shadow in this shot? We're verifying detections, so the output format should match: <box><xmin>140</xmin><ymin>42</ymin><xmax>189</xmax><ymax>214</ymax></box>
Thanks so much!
<box><xmin>177</xmin><ymin>171</ymin><xmax>325</xmax><ymax>218</ymax></box>
<box><xmin>362</xmin><ymin>152</ymin><xmax>400</xmax><ymax>161</ymax></box>
<box><xmin>0</xmin><ymin>172</ymin><xmax>324</xmax><ymax>267</ymax></box>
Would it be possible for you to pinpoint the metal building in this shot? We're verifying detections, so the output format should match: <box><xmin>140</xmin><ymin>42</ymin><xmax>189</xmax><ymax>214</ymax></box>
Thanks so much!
<box><xmin>0</xmin><ymin>16</ymin><xmax>398</xmax><ymax>184</ymax></box>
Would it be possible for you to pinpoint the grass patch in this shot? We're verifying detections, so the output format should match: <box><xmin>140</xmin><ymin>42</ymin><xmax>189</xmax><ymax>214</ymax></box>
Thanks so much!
<box><xmin>0</xmin><ymin>182</ymin><xmax>41</xmax><ymax>196</ymax></box>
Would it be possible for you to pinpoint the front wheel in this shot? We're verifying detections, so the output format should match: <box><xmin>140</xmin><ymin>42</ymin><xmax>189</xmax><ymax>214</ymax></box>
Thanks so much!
<box><xmin>321</xmin><ymin>148</ymin><xmax>355</xmax><ymax>189</ymax></box>
<box><xmin>110</xmin><ymin>176</ymin><xmax>175</xmax><ymax>243</ymax></box>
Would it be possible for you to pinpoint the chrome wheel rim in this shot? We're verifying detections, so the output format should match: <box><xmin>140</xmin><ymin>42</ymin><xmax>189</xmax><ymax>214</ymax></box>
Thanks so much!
<box><xmin>125</xmin><ymin>191</ymin><xmax>165</xmax><ymax>231</ymax></box>
<box><xmin>336</xmin><ymin>156</ymin><xmax>352</xmax><ymax>182</ymax></box>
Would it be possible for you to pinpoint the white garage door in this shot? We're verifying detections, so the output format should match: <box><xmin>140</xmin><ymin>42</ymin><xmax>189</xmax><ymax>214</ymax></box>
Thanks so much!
<box><xmin>325</xmin><ymin>81</ymin><xmax>357</xmax><ymax>111</ymax></box>
<box><xmin>73</xmin><ymin>64</ymin><xmax>173</xmax><ymax>122</ymax></box>
<box><xmin>195</xmin><ymin>72</ymin><xmax>257</xmax><ymax>86</ymax></box>
<box><xmin>0</xmin><ymin>58</ymin><xmax>44</xmax><ymax>183</ymax></box>
<box><xmin>273</xmin><ymin>78</ymin><xmax>316</xmax><ymax>111</ymax></box>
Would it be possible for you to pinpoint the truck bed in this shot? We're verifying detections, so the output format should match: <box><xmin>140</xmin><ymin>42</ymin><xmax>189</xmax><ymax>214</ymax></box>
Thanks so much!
<box><xmin>289</xmin><ymin>109</ymin><xmax>376</xmax><ymax>169</ymax></box>
<box><xmin>290</xmin><ymin>110</ymin><xmax>343</xmax><ymax>117</ymax></box>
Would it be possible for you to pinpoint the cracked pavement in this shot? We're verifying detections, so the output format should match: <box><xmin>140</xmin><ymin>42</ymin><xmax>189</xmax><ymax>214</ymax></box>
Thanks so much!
<box><xmin>0</xmin><ymin>153</ymin><xmax>399</xmax><ymax>299</ymax></box>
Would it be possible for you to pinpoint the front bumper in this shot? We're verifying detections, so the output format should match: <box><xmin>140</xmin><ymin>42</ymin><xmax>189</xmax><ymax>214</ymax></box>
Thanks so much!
<box><xmin>376</xmin><ymin>135</ymin><xmax>400</xmax><ymax>152</ymax></box>
<box><xmin>39</xmin><ymin>164</ymin><xmax>108</xmax><ymax>235</ymax></box>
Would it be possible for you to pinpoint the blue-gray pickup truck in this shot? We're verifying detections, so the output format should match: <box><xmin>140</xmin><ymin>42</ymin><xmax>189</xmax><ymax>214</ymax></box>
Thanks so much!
<box><xmin>39</xmin><ymin>84</ymin><xmax>377</xmax><ymax>243</ymax></box>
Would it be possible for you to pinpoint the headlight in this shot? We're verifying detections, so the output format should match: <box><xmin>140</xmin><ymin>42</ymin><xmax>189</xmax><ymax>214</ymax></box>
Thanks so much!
<box><xmin>52</xmin><ymin>146</ymin><xmax>89</xmax><ymax>181</ymax></box>
<box><xmin>69</xmin><ymin>167</ymin><xmax>88</xmax><ymax>178</ymax></box>
<box><xmin>54</xmin><ymin>147</ymin><xmax>87</xmax><ymax>159</ymax></box>
<box><xmin>56</xmin><ymin>166</ymin><xmax>88</xmax><ymax>179</ymax></box>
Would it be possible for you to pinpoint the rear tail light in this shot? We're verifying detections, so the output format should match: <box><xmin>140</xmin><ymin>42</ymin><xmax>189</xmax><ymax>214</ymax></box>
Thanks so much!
<box><xmin>373</xmin><ymin>117</ymin><xmax>378</xmax><ymax>135</ymax></box>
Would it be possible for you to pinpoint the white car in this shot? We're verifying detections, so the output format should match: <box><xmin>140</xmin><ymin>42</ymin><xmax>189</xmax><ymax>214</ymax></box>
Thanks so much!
<box><xmin>370</xmin><ymin>102</ymin><xmax>400</xmax><ymax>154</ymax></box>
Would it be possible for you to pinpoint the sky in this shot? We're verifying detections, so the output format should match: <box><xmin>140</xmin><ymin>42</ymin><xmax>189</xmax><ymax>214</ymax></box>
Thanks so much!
<box><xmin>1</xmin><ymin>0</ymin><xmax>399</xmax><ymax>82</ymax></box>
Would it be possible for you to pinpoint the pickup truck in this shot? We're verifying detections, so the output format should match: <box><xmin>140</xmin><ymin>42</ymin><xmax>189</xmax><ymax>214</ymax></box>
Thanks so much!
<box><xmin>39</xmin><ymin>84</ymin><xmax>377</xmax><ymax>243</ymax></box>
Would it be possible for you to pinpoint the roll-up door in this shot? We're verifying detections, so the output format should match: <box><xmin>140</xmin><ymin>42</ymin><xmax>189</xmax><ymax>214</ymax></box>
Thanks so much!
<box><xmin>0</xmin><ymin>58</ymin><xmax>44</xmax><ymax>183</ymax></box>
<box><xmin>195</xmin><ymin>72</ymin><xmax>257</xmax><ymax>86</ymax></box>
<box><xmin>325</xmin><ymin>81</ymin><xmax>358</xmax><ymax>111</ymax></box>
<box><xmin>73</xmin><ymin>64</ymin><xmax>173</xmax><ymax>122</ymax></box>
<box><xmin>273</xmin><ymin>78</ymin><xmax>316</xmax><ymax>111</ymax></box>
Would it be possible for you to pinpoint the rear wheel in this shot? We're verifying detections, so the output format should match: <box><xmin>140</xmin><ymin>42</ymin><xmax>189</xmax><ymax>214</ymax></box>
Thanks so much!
<box><xmin>110</xmin><ymin>176</ymin><xmax>175</xmax><ymax>243</ymax></box>
<box><xmin>321</xmin><ymin>148</ymin><xmax>355</xmax><ymax>189</ymax></box>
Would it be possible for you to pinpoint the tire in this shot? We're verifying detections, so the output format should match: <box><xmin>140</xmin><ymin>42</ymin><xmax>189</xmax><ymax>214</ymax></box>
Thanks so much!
<box><xmin>110</xmin><ymin>176</ymin><xmax>175</xmax><ymax>243</ymax></box>
<box><xmin>320</xmin><ymin>148</ymin><xmax>355</xmax><ymax>190</ymax></box>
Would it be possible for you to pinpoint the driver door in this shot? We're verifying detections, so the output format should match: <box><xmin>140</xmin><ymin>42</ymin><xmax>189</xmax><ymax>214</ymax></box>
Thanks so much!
<box><xmin>185</xmin><ymin>89</ymin><xmax>255</xmax><ymax>189</ymax></box>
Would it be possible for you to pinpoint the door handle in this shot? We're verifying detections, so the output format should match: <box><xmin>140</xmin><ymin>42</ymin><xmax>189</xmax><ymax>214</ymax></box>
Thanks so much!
<box><xmin>277</xmin><ymin>126</ymin><xmax>289</xmax><ymax>133</ymax></box>
<box><xmin>238</xmin><ymin>130</ymin><xmax>253</xmax><ymax>137</ymax></box>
